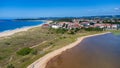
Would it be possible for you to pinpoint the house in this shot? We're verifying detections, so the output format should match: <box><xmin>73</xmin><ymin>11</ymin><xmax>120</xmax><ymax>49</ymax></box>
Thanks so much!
<box><xmin>111</xmin><ymin>24</ymin><xmax>118</xmax><ymax>29</ymax></box>
<box><xmin>104</xmin><ymin>24</ymin><xmax>112</xmax><ymax>29</ymax></box>
<box><xmin>51</xmin><ymin>25</ymin><xmax>60</xmax><ymax>29</ymax></box>
<box><xmin>42</xmin><ymin>24</ymin><xmax>50</xmax><ymax>28</ymax></box>
<box><xmin>80</xmin><ymin>22</ymin><xmax>90</xmax><ymax>28</ymax></box>
<box><xmin>94</xmin><ymin>23</ymin><xmax>105</xmax><ymax>28</ymax></box>
<box><xmin>73</xmin><ymin>23</ymin><xmax>81</xmax><ymax>28</ymax></box>
<box><xmin>73</xmin><ymin>19</ymin><xmax>80</xmax><ymax>23</ymax></box>
<box><xmin>58</xmin><ymin>22</ymin><xmax>70</xmax><ymax>28</ymax></box>
<box><xmin>67</xmin><ymin>23</ymin><xmax>81</xmax><ymax>29</ymax></box>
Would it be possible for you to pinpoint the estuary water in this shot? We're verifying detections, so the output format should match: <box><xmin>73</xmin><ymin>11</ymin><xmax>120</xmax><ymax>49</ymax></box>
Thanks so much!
<box><xmin>46</xmin><ymin>33</ymin><xmax>120</xmax><ymax>68</ymax></box>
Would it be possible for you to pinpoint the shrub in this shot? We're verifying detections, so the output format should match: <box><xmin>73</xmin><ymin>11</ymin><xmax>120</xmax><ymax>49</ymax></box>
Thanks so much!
<box><xmin>17</xmin><ymin>47</ymin><xmax>32</xmax><ymax>56</ymax></box>
<box><xmin>74</xmin><ymin>28</ymin><xmax>80</xmax><ymax>32</ymax></box>
<box><xmin>56</xmin><ymin>28</ymin><xmax>68</xmax><ymax>34</ymax></box>
<box><xmin>67</xmin><ymin>30</ymin><xmax>75</xmax><ymax>34</ymax></box>
<box><xmin>0</xmin><ymin>56</ymin><xmax>3</xmax><ymax>60</ymax></box>
<box><xmin>84</xmin><ymin>27</ymin><xmax>103</xmax><ymax>31</ymax></box>
<box><xmin>5</xmin><ymin>42</ymin><xmax>11</xmax><ymax>45</ymax></box>
<box><xmin>31</xmin><ymin>49</ymin><xmax>38</xmax><ymax>55</ymax></box>
<box><xmin>7</xmin><ymin>64</ymin><xmax>15</xmax><ymax>68</ymax></box>
<box><xmin>49</xmin><ymin>42</ymin><xmax>53</xmax><ymax>45</ymax></box>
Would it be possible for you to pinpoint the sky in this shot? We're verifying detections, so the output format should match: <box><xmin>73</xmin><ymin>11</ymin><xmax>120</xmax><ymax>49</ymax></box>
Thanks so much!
<box><xmin>0</xmin><ymin>0</ymin><xmax>120</xmax><ymax>18</ymax></box>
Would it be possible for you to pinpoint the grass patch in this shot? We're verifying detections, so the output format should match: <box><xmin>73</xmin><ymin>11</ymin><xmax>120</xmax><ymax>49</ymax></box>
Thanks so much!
<box><xmin>109</xmin><ymin>30</ymin><xmax>120</xmax><ymax>36</ymax></box>
<box><xmin>0</xmin><ymin>26</ymin><xmax>106</xmax><ymax>68</ymax></box>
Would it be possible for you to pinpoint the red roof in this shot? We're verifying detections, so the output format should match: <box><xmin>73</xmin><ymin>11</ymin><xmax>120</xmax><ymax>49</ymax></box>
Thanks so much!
<box><xmin>81</xmin><ymin>22</ymin><xmax>90</xmax><ymax>24</ymax></box>
<box><xmin>42</xmin><ymin>24</ymin><xmax>50</xmax><ymax>27</ymax></box>
<box><xmin>104</xmin><ymin>24</ymin><xmax>112</xmax><ymax>26</ymax></box>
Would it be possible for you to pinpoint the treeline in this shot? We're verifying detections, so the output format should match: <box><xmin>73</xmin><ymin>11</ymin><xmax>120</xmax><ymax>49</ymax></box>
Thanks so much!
<box><xmin>102</xmin><ymin>19</ymin><xmax>120</xmax><ymax>24</ymax></box>
<box><xmin>103</xmin><ymin>22</ymin><xmax>120</xmax><ymax>24</ymax></box>
<box><xmin>53</xmin><ymin>18</ymin><xmax>73</xmax><ymax>23</ymax></box>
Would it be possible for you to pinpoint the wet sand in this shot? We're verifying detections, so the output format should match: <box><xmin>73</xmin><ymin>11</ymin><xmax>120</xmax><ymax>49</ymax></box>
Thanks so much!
<box><xmin>46</xmin><ymin>33</ymin><xmax>120</xmax><ymax>68</ymax></box>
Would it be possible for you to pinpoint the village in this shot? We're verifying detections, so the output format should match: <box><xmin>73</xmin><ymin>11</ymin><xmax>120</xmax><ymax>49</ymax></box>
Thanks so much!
<box><xmin>42</xmin><ymin>18</ymin><xmax>120</xmax><ymax>30</ymax></box>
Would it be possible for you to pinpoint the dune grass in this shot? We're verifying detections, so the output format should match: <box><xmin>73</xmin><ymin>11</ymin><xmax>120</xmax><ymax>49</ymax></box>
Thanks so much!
<box><xmin>0</xmin><ymin>27</ymin><xmax>106</xmax><ymax>68</ymax></box>
<box><xmin>109</xmin><ymin>30</ymin><xmax>120</xmax><ymax>36</ymax></box>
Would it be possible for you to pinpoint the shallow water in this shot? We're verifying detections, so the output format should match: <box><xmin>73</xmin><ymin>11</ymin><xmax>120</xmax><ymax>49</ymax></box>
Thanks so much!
<box><xmin>46</xmin><ymin>33</ymin><xmax>120</xmax><ymax>68</ymax></box>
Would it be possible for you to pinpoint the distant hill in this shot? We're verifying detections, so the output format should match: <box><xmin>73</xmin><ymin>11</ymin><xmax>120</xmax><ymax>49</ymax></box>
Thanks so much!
<box><xmin>1</xmin><ymin>15</ymin><xmax>120</xmax><ymax>21</ymax></box>
<box><xmin>14</xmin><ymin>15</ymin><xmax>120</xmax><ymax>20</ymax></box>
<box><xmin>81</xmin><ymin>15</ymin><xmax>120</xmax><ymax>19</ymax></box>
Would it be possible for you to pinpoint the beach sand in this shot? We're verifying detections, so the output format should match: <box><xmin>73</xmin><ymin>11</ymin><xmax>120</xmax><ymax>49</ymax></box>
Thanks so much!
<box><xmin>27</xmin><ymin>32</ymin><xmax>110</xmax><ymax>68</ymax></box>
<box><xmin>0</xmin><ymin>20</ymin><xmax>52</xmax><ymax>38</ymax></box>
<box><xmin>0</xmin><ymin>24</ymin><xmax>43</xmax><ymax>38</ymax></box>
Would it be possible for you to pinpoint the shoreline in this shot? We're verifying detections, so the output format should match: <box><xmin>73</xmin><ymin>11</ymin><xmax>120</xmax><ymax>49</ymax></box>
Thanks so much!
<box><xmin>27</xmin><ymin>32</ymin><xmax>111</xmax><ymax>68</ymax></box>
<box><xmin>0</xmin><ymin>21</ymin><xmax>47</xmax><ymax>38</ymax></box>
<box><xmin>0</xmin><ymin>25</ymin><xmax>42</xmax><ymax>38</ymax></box>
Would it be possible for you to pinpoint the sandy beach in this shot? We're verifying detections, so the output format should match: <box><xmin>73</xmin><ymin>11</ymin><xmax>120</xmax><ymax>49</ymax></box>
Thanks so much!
<box><xmin>0</xmin><ymin>20</ymin><xmax>54</xmax><ymax>38</ymax></box>
<box><xmin>0</xmin><ymin>24</ymin><xmax>42</xmax><ymax>38</ymax></box>
<box><xmin>27</xmin><ymin>32</ymin><xmax>110</xmax><ymax>68</ymax></box>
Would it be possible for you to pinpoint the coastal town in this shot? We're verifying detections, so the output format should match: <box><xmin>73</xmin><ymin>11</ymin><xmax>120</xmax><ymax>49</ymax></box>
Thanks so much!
<box><xmin>0</xmin><ymin>17</ymin><xmax>120</xmax><ymax>68</ymax></box>
<box><xmin>42</xmin><ymin>18</ymin><xmax>120</xmax><ymax>30</ymax></box>
<box><xmin>1</xmin><ymin>0</ymin><xmax>120</xmax><ymax>68</ymax></box>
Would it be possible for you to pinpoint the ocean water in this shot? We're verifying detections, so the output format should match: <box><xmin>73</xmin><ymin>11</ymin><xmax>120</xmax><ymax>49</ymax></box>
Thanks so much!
<box><xmin>0</xmin><ymin>21</ymin><xmax>44</xmax><ymax>32</ymax></box>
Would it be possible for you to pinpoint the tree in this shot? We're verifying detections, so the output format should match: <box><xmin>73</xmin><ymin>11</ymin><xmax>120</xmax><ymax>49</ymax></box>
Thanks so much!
<box><xmin>62</xmin><ymin>23</ymin><xmax>66</xmax><ymax>27</ymax></box>
<box><xmin>54</xmin><ymin>18</ymin><xmax>73</xmax><ymax>22</ymax></box>
<box><xmin>74</xmin><ymin>28</ymin><xmax>80</xmax><ymax>32</ymax></box>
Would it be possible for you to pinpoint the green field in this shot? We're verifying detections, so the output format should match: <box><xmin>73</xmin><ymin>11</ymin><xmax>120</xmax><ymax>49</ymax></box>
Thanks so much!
<box><xmin>0</xmin><ymin>27</ymin><xmax>108</xmax><ymax>68</ymax></box>
<box><xmin>110</xmin><ymin>30</ymin><xmax>120</xmax><ymax>36</ymax></box>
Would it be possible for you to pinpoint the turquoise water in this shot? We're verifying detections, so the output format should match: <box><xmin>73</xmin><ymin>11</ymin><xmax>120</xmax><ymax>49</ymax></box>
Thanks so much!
<box><xmin>0</xmin><ymin>21</ymin><xmax>44</xmax><ymax>32</ymax></box>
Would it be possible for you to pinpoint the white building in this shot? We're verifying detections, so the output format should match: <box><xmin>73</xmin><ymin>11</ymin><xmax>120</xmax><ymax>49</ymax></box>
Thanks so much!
<box><xmin>51</xmin><ymin>25</ymin><xmax>60</xmax><ymax>29</ymax></box>
<box><xmin>112</xmin><ymin>24</ymin><xmax>118</xmax><ymax>29</ymax></box>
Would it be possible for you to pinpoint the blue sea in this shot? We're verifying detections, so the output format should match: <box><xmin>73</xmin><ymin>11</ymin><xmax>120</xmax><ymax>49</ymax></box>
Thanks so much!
<box><xmin>0</xmin><ymin>20</ymin><xmax>44</xmax><ymax>32</ymax></box>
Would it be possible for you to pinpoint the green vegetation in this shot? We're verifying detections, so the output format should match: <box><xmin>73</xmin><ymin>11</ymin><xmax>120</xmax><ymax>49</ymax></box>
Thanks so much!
<box><xmin>110</xmin><ymin>30</ymin><xmax>120</xmax><ymax>35</ymax></box>
<box><xmin>17</xmin><ymin>47</ymin><xmax>32</xmax><ymax>56</ymax></box>
<box><xmin>0</xmin><ymin>26</ymin><xmax>106</xmax><ymax>68</ymax></box>
<box><xmin>7</xmin><ymin>64</ymin><xmax>15</xmax><ymax>68</ymax></box>
<box><xmin>50</xmin><ymin>28</ymin><xmax>68</xmax><ymax>34</ymax></box>
<box><xmin>83</xmin><ymin>28</ymin><xmax>104</xmax><ymax>31</ymax></box>
<box><xmin>52</xmin><ymin>18</ymin><xmax>73</xmax><ymax>23</ymax></box>
<box><xmin>31</xmin><ymin>49</ymin><xmax>38</xmax><ymax>55</ymax></box>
